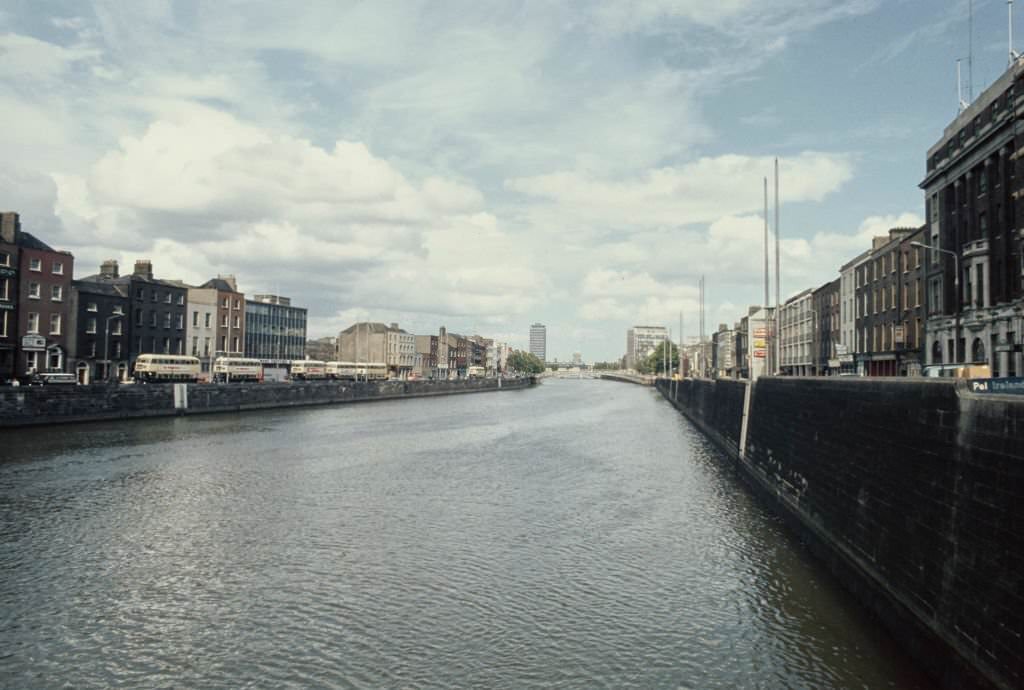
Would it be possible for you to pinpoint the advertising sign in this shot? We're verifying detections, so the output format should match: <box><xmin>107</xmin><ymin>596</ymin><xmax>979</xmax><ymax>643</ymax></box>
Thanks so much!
<box><xmin>753</xmin><ymin>327</ymin><xmax>767</xmax><ymax>338</ymax></box>
<box><xmin>753</xmin><ymin>348</ymin><xmax>766</xmax><ymax>359</ymax></box>
<box><xmin>969</xmin><ymin>377</ymin><xmax>1024</xmax><ymax>395</ymax></box>
<box><xmin>21</xmin><ymin>335</ymin><xmax>45</xmax><ymax>350</ymax></box>
<box><xmin>894</xmin><ymin>325</ymin><xmax>905</xmax><ymax>345</ymax></box>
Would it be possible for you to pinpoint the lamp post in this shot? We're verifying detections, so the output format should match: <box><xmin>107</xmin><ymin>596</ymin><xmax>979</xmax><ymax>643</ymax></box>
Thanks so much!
<box><xmin>911</xmin><ymin>241</ymin><xmax>960</xmax><ymax>364</ymax></box>
<box><xmin>104</xmin><ymin>313</ymin><xmax>122</xmax><ymax>382</ymax></box>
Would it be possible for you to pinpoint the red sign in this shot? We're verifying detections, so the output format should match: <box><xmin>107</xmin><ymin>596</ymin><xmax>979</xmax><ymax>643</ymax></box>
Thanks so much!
<box><xmin>753</xmin><ymin>348</ymin><xmax>766</xmax><ymax>358</ymax></box>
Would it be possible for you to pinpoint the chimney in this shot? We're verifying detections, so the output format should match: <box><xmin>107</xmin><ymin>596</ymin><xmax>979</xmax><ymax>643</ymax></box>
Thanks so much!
<box><xmin>0</xmin><ymin>212</ymin><xmax>20</xmax><ymax>244</ymax></box>
<box><xmin>218</xmin><ymin>274</ymin><xmax>238</xmax><ymax>292</ymax></box>
<box><xmin>100</xmin><ymin>259</ymin><xmax>119</xmax><ymax>279</ymax></box>
<box><xmin>390</xmin><ymin>322</ymin><xmax>399</xmax><ymax>330</ymax></box>
<box><xmin>133</xmin><ymin>260</ymin><xmax>154</xmax><ymax>280</ymax></box>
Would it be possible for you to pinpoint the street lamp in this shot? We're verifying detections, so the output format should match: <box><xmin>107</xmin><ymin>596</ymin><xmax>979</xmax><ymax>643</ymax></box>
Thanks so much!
<box><xmin>104</xmin><ymin>313</ymin><xmax>122</xmax><ymax>382</ymax></box>
<box><xmin>910</xmin><ymin>241</ymin><xmax>960</xmax><ymax>365</ymax></box>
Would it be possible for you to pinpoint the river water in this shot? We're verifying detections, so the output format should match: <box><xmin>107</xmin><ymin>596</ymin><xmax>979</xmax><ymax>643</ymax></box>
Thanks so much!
<box><xmin>0</xmin><ymin>379</ymin><xmax>933</xmax><ymax>689</ymax></box>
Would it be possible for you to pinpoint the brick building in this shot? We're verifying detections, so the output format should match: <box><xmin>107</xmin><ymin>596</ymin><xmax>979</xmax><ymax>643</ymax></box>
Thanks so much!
<box><xmin>812</xmin><ymin>278</ymin><xmax>840</xmax><ymax>375</ymax></box>
<box><xmin>69</xmin><ymin>267</ymin><xmax>129</xmax><ymax>383</ymax></box>
<box><xmin>0</xmin><ymin>213</ymin><xmax>20</xmax><ymax>381</ymax></box>
<box><xmin>5</xmin><ymin>216</ymin><xmax>75</xmax><ymax>378</ymax></box>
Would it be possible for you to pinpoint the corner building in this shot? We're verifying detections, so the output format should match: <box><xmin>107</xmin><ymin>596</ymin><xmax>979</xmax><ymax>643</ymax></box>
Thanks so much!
<box><xmin>921</xmin><ymin>61</ymin><xmax>1024</xmax><ymax>376</ymax></box>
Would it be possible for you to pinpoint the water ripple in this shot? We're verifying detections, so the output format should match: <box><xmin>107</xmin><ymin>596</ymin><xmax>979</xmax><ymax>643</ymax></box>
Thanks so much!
<box><xmin>0</xmin><ymin>381</ymin><xmax>933</xmax><ymax>689</ymax></box>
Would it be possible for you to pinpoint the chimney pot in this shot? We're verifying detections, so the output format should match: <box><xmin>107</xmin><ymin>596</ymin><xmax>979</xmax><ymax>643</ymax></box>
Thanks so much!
<box><xmin>133</xmin><ymin>260</ymin><xmax>154</xmax><ymax>280</ymax></box>
<box><xmin>100</xmin><ymin>259</ymin><xmax>119</xmax><ymax>279</ymax></box>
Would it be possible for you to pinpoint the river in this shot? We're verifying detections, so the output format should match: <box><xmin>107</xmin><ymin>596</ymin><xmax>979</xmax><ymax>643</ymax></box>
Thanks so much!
<box><xmin>0</xmin><ymin>378</ymin><xmax>932</xmax><ymax>688</ymax></box>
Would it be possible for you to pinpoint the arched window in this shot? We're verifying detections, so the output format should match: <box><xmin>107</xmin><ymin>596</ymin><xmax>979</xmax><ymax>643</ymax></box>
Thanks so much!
<box><xmin>932</xmin><ymin>340</ymin><xmax>944</xmax><ymax>364</ymax></box>
<box><xmin>971</xmin><ymin>337</ymin><xmax>986</xmax><ymax>364</ymax></box>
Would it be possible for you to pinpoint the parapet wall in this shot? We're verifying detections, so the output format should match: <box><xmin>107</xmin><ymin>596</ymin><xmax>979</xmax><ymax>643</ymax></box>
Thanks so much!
<box><xmin>655</xmin><ymin>376</ymin><xmax>1023</xmax><ymax>690</ymax></box>
<box><xmin>0</xmin><ymin>377</ymin><xmax>535</xmax><ymax>428</ymax></box>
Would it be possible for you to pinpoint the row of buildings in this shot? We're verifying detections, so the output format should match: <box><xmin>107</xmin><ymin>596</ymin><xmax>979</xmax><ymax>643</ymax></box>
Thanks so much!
<box><xmin>699</xmin><ymin>58</ymin><xmax>1024</xmax><ymax>380</ymax></box>
<box><xmin>335</xmin><ymin>323</ymin><xmax>512</xmax><ymax>379</ymax></box>
<box><xmin>0</xmin><ymin>212</ymin><xmax>307</xmax><ymax>383</ymax></box>
<box><xmin>0</xmin><ymin>212</ymin><xmax>519</xmax><ymax>384</ymax></box>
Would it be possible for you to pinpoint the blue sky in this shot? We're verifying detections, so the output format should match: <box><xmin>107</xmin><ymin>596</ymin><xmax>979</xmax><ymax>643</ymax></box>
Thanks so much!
<box><xmin>0</xmin><ymin>1</ymin><xmax>1015</xmax><ymax>361</ymax></box>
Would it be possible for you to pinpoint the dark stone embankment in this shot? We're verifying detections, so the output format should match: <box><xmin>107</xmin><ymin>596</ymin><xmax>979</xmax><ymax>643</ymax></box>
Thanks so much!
<box><xmin>652</xmin><ymin>376</ymin><xmax>1023</xmax><ymax>690</ymax></box>
<box><xmin>0</xmin><ymin>377</ymin><xmax>536</xmax><ymax>428</ymax></box>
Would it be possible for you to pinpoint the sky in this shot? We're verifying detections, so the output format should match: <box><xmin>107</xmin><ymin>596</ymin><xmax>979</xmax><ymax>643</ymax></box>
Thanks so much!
<box><xmin>0</xmin><ymin>0</ymin><xmax>1016</xmax><ymax>361</ymax></box>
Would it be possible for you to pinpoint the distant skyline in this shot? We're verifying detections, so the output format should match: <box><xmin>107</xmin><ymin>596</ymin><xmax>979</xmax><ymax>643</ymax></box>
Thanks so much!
<box><xmin>0</xmin><ymin>1</ymin><xmax>1015</xmax><ymax>360</ymax></box>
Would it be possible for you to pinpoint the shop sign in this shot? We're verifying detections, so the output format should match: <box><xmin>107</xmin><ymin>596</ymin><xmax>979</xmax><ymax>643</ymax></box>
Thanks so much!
<box><xmin>969</xmin><ymin>377</ymin><xmax>1024</xmax><ymax>395</ymax></box>
<box><xmin>753</xmin><ymin>348</ymin><xmax>766</xmax><ymax>359</ymax></box>
<box><xmin>0</xmin><ymin>302</ymin><xmax>13</xmax><ymax>311</ymax></box>
<box><xmin>753</xmin><ymin>327</ymin><xmax>767</xmax><ymax>338</ymax></box>
<box><xmin>0</xmin><ymin>267</ymin><xmax>15</xmax><ymax>278</ymax></box>
<box><xmin>894</xmin><ymin>325</ymin><xmax>905</xmax><ymax>345</ymax></box>
<box><xmin>21</xmin><ymin>335</ymin><xmax>45</xmax><ymax>350</ymax></box>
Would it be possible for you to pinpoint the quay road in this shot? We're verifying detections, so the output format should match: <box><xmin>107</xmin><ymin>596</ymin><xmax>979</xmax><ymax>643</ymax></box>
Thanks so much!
<box><xmin>0</xmin><ymin>379</ymin><xmax>931</xmax><ymax>688</ymax></box>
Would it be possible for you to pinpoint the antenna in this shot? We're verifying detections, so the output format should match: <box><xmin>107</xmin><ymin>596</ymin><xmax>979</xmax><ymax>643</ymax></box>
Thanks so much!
<box><xmin>1011</xmin><ymin>1</ymin><xmax>1022</xmax><ymax>66</ymax></box>
<box><xmin>969</xmin><ymin>0</ymin><xmax>974</xmax><ymax>101</ymax></box>
<box><xmin>957</xmin><ymin>59</ymin><xmax>969</xmax><ymax>112</ymax></box>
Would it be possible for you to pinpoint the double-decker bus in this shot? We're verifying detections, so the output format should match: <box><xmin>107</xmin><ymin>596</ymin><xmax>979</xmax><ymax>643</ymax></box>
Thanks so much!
<box><xmin>133</xmin><ymin>354</ymin><xmax>201</xmax><ymax>383</ymax></box>
<box><xmin>212</xmin><ymin>357</ymin><xmax>263</xmax><ymax>383</ymax></box>
<box><xmin>290</xmin><ymin>360</ymin><xmax>327</xmax><ymax>380</ymax></box>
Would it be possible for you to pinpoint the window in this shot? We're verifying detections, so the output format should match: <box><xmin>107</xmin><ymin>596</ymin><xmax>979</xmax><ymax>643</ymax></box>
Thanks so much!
<box><xmin>164</xmin><ymin>292</ymin><xmax>172</xmax><ymax>304</ymax></box>
<box><xmin>27</xmin><ymin>312</ymin><xmax>39</xmax><ymax>333</ymax></box>
<box><xmin>891</xmin><ymin>285</ymin><xmax>897</xmax><ymax>309</ymax></box>
<box><xmin>52</xmin><ymin>261</ymin><xmax>63</xmax><ymax>275</ymax></box>
<box><xmin>176</xmin><ymin>294</ymin><xmax>184</xmax><ymax>306</ymax></box>
<box><xmin>192</xmin><ymin>336</ymin><xmax>199</xmax><ymax>355</ymax></box>
<box><xmin>135</xmin><ymin>308</ymin><xmax>143</xmax><ymax>326</ymax></box>
<box><xmin>204</xmin><ymin>337</ymin><xmax>211</xmax><ymax>356</ymax></box>
<box><xmin>0</xmin><ymin>311</ymin><xmax>6</xmax><ymax>338</ymax></box>
<box><xmin>28</xmin><ymin>282</ymin><xmax>40</xmax><ymax>299</ymax></box>
<box><xmin>176</xmin><ymin>338</ymin><xmax>183</xmax><ymax>355</ymax></box>
<box><xmin>221</xmin><ymin>315</ymin><xmax>228</xmax><ymax>328</ymax></box>
<box><xmin>915</xmin><ymin>279</ymin><xmax>922</xmax><ymax>307</ymax></box>
<box><xmin>979</xmin><ymin>168</ymin><xmax>988</xmax><ymax>194</ymax></box>
<box><xmin>205</xmin><ymin>313</ymin><xmax>211</xmax><ymax>328</ymax></box>
<box><xmin>86</xmin><ymin>318</ymin><xmax>97</xmax><ymax>334</ymax></box>
<box><xmin>51</xmin><ymin>285</ymin><xmax>62</xmax><ymax>302</ymax></box>
<box><xmin>29</xmin><ymin>258</ymin><xmax>41</xmax><ymax>271</ymax></box>
<box><xmin>150</xmin><ymin>311</ymin><xmax>157</xmax><ymax>327</ymax></box>
<box><xmin>232</xmin><ymin>337</ymin><xmax>239</xmax><ymax>352</ymax></box>
<box><xmin>164</xmin><ymin>312</ymin><xmax>172</xmax><ymax>329</ymax></box>
<box><xmin>112</xmin><ymin>320</ymin><xmax>122</xmax><ymax>336</ymax></box>
<box><xmin>233</xmin><ymin>315</ymin><xmax>240</xmax><ymax>328</ymax></box>
<box><xmin>977</xmin><ymin>263</ymin><xmax>985</xmax><ymax>307</ymax></box>
<box><xmin>26</xmin><ymin>351</ymin><xmax>38</xmax><ymax>372</ymax></box>
<box><xmin>89</xmin><ymin>341</ymin><xmax>96</xmax><ymax>357</ymax></box>
<box><xmin>163</xmin><ymin>338</ymin><xmax>171</xmax><ymax>354</ymax></box>
<box><xmin>114</xmin><ymin>341</ymin><xmax>122</xmax><ymax>359</ymax></box>
<box><xmin>176</xmin><ymin>314</ymin><xmax>184</xmax><ymax>330</ymax></box>
<box><xmin>49</xmin><ymin>314</ymin><xmax>61</xmax><ymax>335</ymax></box>
<box><xmin>87</xmin><ymin>302</ymin><xmax>98</xmax><ymax>312</ymax></box>
<box><xmin>222</xmin><ymin>297</ymin><xmax>229</xmax><ymax>308</ymax></box>
<box><xmin>234</xmin><ymin>299</ymin><xmax>240</xmax><ymax>310</ymax></box>
<box><xmin>151</xmin><ymin>290</ymin><xmax>157</xmax><ymax>302</ymax></box>
<box><xmin>193</xmin><ymin>311</ymin><xmax>199</xmax><ymax>327</ymax></box>
<box><xmin>137</xmin><ymin>288</ymin><xmax>144</xmax><ymax>299</ymax></box>
<box><xmin>220</xmin><ymin>336</ymin><xmax>227</xmax><ymax>352</ymax></box>
<box><xmin>0</xmin><ymin>278</ymin><xmax>8</xmax><ymax>301</ymax></box>
<box><xmin>0</xmin><ymin>251</ymin><xmax>9</xmax><ymax>267</ymax></box>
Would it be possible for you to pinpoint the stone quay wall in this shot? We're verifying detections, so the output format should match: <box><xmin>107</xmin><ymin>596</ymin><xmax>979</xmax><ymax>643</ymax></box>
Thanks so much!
<box><xmin>0</xmin><ymin>377</ymin><xmax>536</xmax><ymax>428</ymax></box>
<box><xmin>654</xmin><ymin>376</ymin><xmax>1023</xmax><ymax>690</ymax></box>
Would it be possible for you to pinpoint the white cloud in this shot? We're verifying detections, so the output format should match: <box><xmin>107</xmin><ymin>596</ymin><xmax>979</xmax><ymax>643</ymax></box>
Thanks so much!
<box><xmin>506</xmin><ymin>152</ymin><xmax>853</xmax><ymax>228</ymax></box>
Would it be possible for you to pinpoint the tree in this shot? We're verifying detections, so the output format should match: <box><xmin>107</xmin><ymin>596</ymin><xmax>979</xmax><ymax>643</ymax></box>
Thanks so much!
<box><xmin>507</xmin><ymin>350</ymin><xmax>544</xmax><ymax>374</ymax></box>
<box><xmin>638</xmin><ymin>341</ymin><xmax>680</xmax><ymax>375</ymax></box>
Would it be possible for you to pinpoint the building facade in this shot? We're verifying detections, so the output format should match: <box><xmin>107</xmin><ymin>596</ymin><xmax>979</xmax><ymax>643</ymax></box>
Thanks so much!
<box><xmin>780</xmin><ymin>289</ymin><xmax>814</xmax><ymax>376</ymax></box>
<box><xmin>812</xmin><ymin>278</ymin><xmax>841</xmax><ymax>375</ymax></box>
<box><xmin>244</xmin><ymin>294</ymin><xmax>307</xmax><ymax>364</ymax></box>
<box><xmin>921</xmin><ymin>60</ymin><xmax>1024</xmax><ymax>377</ymax></box>
<box><xmin>529</xmin><ymin>323</ymin><xmax>546</xmax><ymax>362</ymax></box>
<box><xmin>68</xmin><ymin>273</ymin><xmax>129</xmax><ymax>383</ymax></box>
<box><xmin>126</xmin><ymin>261</ymin><xmax>188</xmax><ymax>364</ymax></box>
<box><xmin>839</xmin><ymin>250</ymin><xmax>870</xmax><ymax>371</ymax></box>
<box><xmin>15</xmin><ymin>224</ymin><xmax>75</xmax><ymax>377</ymax></box>
<box><xmin>0</xmin><ymin>213</ymin><xmax>20</xmax><ymax>381</ymax></box>
<box><xmin>201</xmin><ymin>276</ymin><xmax>245</xmax><ymax>358</ymax></box>
<box><xmin>185</xmin><ymin>286</ymin><xmax>218</xmax><ymax>375</ymax></box>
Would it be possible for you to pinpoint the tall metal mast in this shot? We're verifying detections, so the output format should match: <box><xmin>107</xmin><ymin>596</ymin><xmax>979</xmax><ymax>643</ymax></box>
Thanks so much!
<box><xmin>774</xmin><ymin>158</ymin><xmax>781</xmax><ymax>375</ymax></box>
<box><xmin>763</xmin><ymin>177</ymin><xmax>770</xmax><ymax>373</ymax></box>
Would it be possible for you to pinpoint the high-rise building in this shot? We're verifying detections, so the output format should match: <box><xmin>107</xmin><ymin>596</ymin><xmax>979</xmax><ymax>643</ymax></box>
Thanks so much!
<box><xmin>529</xmin><ymin>322</ymin><xmax>546</xmax><ymax>362</ymax></box>
<box><xmin>625</xmin><ymin>325</ymin><xmax>666</xmax><ymax>369</ymax></box>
